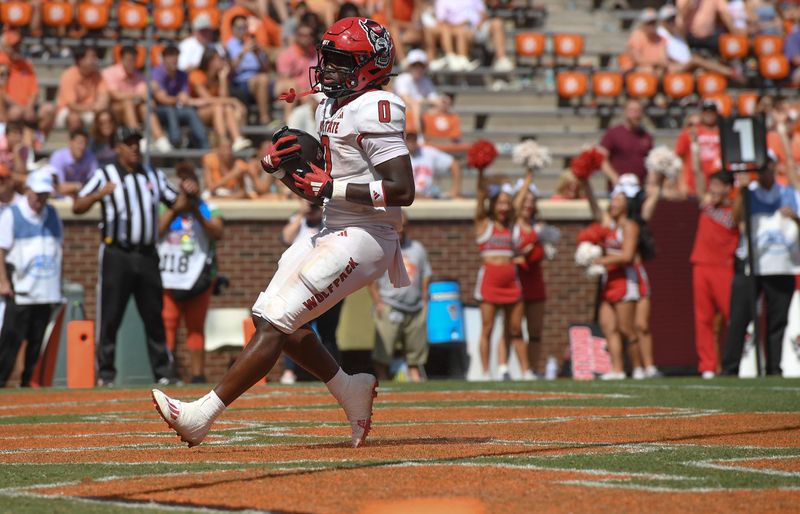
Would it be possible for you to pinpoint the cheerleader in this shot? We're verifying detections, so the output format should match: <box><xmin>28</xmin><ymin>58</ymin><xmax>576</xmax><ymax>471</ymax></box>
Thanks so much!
<box><xmin>474</xmin><ymin>168</ymin><xmax>528</xmax><ymax>380</ymax></box>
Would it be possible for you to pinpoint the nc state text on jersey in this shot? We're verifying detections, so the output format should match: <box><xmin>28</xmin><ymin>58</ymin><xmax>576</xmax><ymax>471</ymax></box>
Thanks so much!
<box><xmin>319</xmin><ymin>120</ymin><xmax>341</xmax><ymax>134</ymax></box>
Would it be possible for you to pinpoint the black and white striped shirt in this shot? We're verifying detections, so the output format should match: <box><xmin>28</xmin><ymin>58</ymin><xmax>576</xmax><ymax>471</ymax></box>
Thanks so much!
<box><xmin>78</xmin><ymin>161</ymin><xmax>178</xmax><ymax>247</ymax></box>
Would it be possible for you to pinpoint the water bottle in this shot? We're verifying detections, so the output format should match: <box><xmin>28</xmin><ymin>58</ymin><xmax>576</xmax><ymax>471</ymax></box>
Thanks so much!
<box><xmin>545</xmin><ymin>356</ymin><xmax>558</xmax><ymax>380</ymax></box>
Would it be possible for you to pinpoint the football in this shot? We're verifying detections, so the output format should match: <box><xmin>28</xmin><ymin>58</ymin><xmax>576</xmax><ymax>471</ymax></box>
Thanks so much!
<box><xmin>271</xmin><ymin>126</ymin><xmax>326</xmax><ymax>178</ymax></box>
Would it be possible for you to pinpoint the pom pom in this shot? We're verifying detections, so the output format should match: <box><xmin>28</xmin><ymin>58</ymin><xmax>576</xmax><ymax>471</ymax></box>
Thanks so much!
<box><xmin>467</xmin><ymin>139</ymin><xmax>498</xmax><ymax>170</ymax></box>
<box><xmin>513</xmin><ymin>139</ymin><xmax>552</xmax><ymax>170</ymax></box>
<box><xmin>574</xmin><ymin>241</ymin><xmax>603</xmax><ymax>267</ymax></box>
<box><xmin>576</xmin><ymin>222</ymin><xmax>611</xmax><ymax>245</ymax></box>
<box><xmin>586</xmin><ymin>264</ymin><xmax>606</xmax><ymax>277</ymax></box>
<box><xmin>535</xmin><ymin>223</ymin><xmax>561</xmax><ymax>245</ymax></box>
<box><xmin>570</xmin><ymin>146</ymin><xmax>605</xmax><ymax>180</ymax></box>
<box><xmin>645</xmin><ymin>145</ymin><xmax>681</xmax><ymax>180</ymax></box>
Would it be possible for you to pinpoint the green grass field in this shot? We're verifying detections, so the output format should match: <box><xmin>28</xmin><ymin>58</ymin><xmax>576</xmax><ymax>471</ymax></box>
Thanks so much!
<box><xmin>1</xmin><ymin>378</ymin><xmax>799</xmax><ymax>513</ymax></box>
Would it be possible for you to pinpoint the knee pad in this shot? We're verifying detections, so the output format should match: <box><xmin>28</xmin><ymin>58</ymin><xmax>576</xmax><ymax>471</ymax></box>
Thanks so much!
<box><xmin>252</xmin><ymin>291</ymin><xmax>292</xmax><ymax>334</ymax></box>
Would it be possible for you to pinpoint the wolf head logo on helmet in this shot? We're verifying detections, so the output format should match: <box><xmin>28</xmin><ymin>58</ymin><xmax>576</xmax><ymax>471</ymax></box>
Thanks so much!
<box><xmin>312</xmin><ymin>17</ymin><xmax>396</xmax><ymax>99</ymax></box>
<box><xmin>271</xmin><ymin>126</ymin><xmax>325</xmax><ymax>178</ymax></box>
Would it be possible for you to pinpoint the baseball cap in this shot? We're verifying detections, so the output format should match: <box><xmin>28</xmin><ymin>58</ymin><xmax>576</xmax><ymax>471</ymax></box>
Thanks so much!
<box><xmin>26</xmin><ymin>169</ymin><xmax>55</xmax><ymax>194</ymax></box>
<box><xmin>701</xmin><ymin>99</ymin><xmax>718</xmax><ymax>111</ymax></box>
<box><xmin>192</xmin><ymin>13</ymin><xmax>213</xmax><ymax>31</ymax></box>
<box><xmin>3</xmin><ymin>30</ymin><xmax>21</xmax><ymax>47</ymax></box>
<box><xmin>658</xmin><ymin>5</ymin><xmax>677</xmax><ymax>21</ymax></box>
<box><xmin>406</xmin><ymin>49</ymin><xmax>428</xmax><ymax>66</ymax></box>
<box><xmin>638</xmin><ymin>8</ymin><xmax>658</xmax><ymax>24</ymax></box>
<box><xmin>114</xmin><ymin>126</ymin><xmax>142</xmax><ymax>145</ymax></box>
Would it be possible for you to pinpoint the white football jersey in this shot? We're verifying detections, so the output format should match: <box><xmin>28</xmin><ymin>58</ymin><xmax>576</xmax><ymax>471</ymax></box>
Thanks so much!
<box><xmin>315</xmin><ymin>90</ymin><xmax>409</xmax><ymax>234</ymax></box>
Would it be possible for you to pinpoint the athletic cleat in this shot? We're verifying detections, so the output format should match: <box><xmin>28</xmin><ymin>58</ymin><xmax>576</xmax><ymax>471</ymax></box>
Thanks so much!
<box><xmin>151</xmin><ymin>389</ymin><xmax>213</xmax><ymax>448</ymax></box>
<box><xmin>343</xmin><ymin>374</ymin><xmax>378</xmax><ymax>448</ymax></box>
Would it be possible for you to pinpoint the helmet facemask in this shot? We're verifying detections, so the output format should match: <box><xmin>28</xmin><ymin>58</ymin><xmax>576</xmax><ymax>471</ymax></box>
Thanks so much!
<box><xmin>312</xmin><ymin>44</ymin><xmax>389</xmax><ymax>99</ymax></box>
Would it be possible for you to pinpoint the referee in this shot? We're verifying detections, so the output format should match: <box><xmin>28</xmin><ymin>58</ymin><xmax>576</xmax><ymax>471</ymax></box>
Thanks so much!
<box><xmin>73</xmin><ymin>127</ymin><xmax>197</xmax><ymax>386</ymax></box>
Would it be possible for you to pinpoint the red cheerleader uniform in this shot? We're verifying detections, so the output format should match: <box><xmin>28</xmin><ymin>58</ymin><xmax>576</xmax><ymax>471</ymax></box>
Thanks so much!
<box><xmin>474</xmin><ymin>223</ymin><xmax>522</xmax><ymax>304</ymax></box>
<box><xmin>601</xmin><ymin>224</ymin><xmax>641</xmax><ymax>304</ymax></box>
<box><xmin>516</xmin><ymin>225</ymin><xmax>547</xmax><ymax>302</ymax></box>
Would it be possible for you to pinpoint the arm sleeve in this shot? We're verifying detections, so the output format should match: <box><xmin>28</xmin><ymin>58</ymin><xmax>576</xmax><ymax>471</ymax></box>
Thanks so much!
<box><xmin>360</xmin><ymin>132</ymin><xmax>410</xmax><ymax>167</ymax></box>
<box><xmin>355</xmin><ymin>94</ymin><xmax>406</xmax><ymax>136</ymax></box>
<box><xmin>599</xmin><ymin>128</ymin><xmax>615</xmax><ymax>153</ymax></box>
<box><xmin>78</xmin><ymin>169</ymin><xmax>105</xmax><ymax>198</ymax></box>
<box><xmin>157</xmin><ymin>169</ymin><xmax>179</xmax><ymax>206</ymax></box>
<box><xmin>0</xmin><ymin>209</ymin><xmax>13</xmax><ymax>250</ymax></box>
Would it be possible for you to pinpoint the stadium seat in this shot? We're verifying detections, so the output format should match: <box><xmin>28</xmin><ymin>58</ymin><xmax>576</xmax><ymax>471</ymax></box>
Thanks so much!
<box><xmin>189</xmin><ymin>0</ymin><xmax>218</xmax><ymax>8</ymax></box>
<box><xmin>759</xmin><ymin>55</ymin><xmax>790</xmax><ymax>80</ymax></box>
<box><xmin>119</xmin><ymin>1</ymin><xmax>148</xmax><ymax>30</ymax></box>
<box><xmin>705</xmin><ymin>94</ymin><xmax>733</xmax><ymax>117</ymax></box>
<box><xmin>151</xmin><ymin>44</ymin><xmax>165</xmax><ymax>66</ymax></box>
<box><xmin>663</xmin><ymin>72</ymin><xmax>695</xmax><ymax>100</ymax></box>
<box><xmin>591</xmin><ymin>71</ymin><xmax>622</xmax><ymax>98</ymax></box>
<box><xmin>422</xmin><ymin>111</ymin><xmax>462</xmax><ymax>141</ymax></box>
<box><xmin>113</xmin><ymin>44</ymin><xmax>146</xmax><ymax>69</ymax></box>
<box><xmin>718</xmin><ymin>34</ymin><xmax>748</xmax><ymax>60</ymax></box>
<box><xmin>42</xmin><ymin>1</ymin><xmax>74</xmax><ymax>28</ymax></box>
<box><xmin>753</xmin><ymin>35</ymin><xmax>783</xmax><ymax>56</ymax></box>
<box><xmin>624</xmin><ymin>71</ymin><xmax>657</xmax><ymax>98</ymax></box>
<box><xmin>85</xmin><ymin>0</ymin><xmax>113</xmax><ymax>5</ymax></box>
<box><xmin>556</xmin><ymin>70</ymin><xmax>588</xmax><ymax>98</ymax></box>
<box><xmin>515</xmin><ymin>32</ymin><xmax>545</xmax><ymax>58</ymax></box>
<box><xmin>154</xmin><ymin>7</ymin><xmax>185</xmax><ymax>31</ymax></box>
<box><xmin>736</xmin><ymin>92</ymin><xmax>758</xmax><ymax>116</ymax></box>
<box><xmin>697</xmin><ymin>72</ymin><xmax>727</xmax><ymax>97</ymax></box>
<box><xmin>1</xmin><ymin>2</ymin><xmax>33</xmax><ymax>28</ymax></box>
<box><xmin>189</xmin><ymin>8</ymin><xmax>221</xmax><ymax>29</ymax></box>
<box><xmin>78</xmin><ymin>3</ymin><xmax>109</xmax><ymax>30</ymax></box>
<box><xmin>553</xmin><ymin>33</ymin><xmax>584</xmax><ymax>59</ymax></box>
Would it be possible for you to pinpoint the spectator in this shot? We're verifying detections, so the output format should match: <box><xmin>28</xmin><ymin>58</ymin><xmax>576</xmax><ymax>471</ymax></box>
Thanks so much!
<box><xmin>624</xmin><ymin>9</ymin><xmax>669</xmax><ymax>74</ymax></box>
<box><xmin>281</xmin><ymin>3</ymin><xmax>318</xmax><ymax>46</ymax></box>
<box><xmin>0</xmin><ymin>121</ymin><xmax>33</xmax><ymax>183</ymax></box>
<box><xmin>382</xmin><ymin>0</ymin><xmax>424</xmax><ymax>63</ymax></box>
<box><xmin>49</xmin><ymin>128</ymin><xmax>97</xmax><ymax>197</ymax></box>
<box><xmin>337</xmin><ymin>2</ymin><xmax>362</xmax><ymax>20</ymax></box>
<box><xmin>474</xmin><ymin>168</ymin><xmax>528</xmax><ymax>380</ymax></box>
<box><xmin>0</xmin><ymin>30</ymin><xmax>56</xmax><ymax>138</ymax></box>
<box><xmin>202</xmin><ymin>139</ymin><xmax>251</xmax><ymax>199</ymax></box>
<box><xmin>751</xmin><ymin>0</ymin><xmax>784</xmax><ymax>35</ymax></box>
<box><xmin>178</xmin><ymin>14</ymin><xmax>222</xmax><ymax>72</ymax></box>
<box><xmin>690</xmin><ymin>171</ymin><xmax>739</xmax><ymax>379</ymax></box>
<box><xmin>0</xmin><ymin>170</ymin><xmax>62</xmax><ymax>387</ymax></box>
<box><xmin>551</xmin><ymin>170</ymin><xmax>584</xmax><ymax>200</ymax></box>
<box><xmin>103</xmin><ymin>45</ymin><xmax>173</xmax><ymax>153</ymax></box>
<box><xmin>158</xmin><ymin>161</ymin><xmax>223</xmax><ymax>384</ymax></box>
<box><xmin>226</xmin><ymin>15</ymin><xmax>274</xmax><ymax>126</ymax></box>
<box><xmin>89</xmin><ymin>110</ymin><xmax>118</xmax><ymax>166</ymax></box>
<box><xmin>369</xmin><ymin>211</ymin><xmax>431</xmax><ymax>382</ymax></box>
<box><xmin>392</xmin><ymin>49</ymin><xmax>450</xmax><ymax>132</ymax></box>
<box><xmin>189</xmin><ymin>49</ymin><xmax>252</xmax><ymax>151</ymax></box>
<box><xmin>723</xmin><ymin>149</ymin><xmax>799</xmax><ymax>376</ymax></box>
<box><xmin>275</xmin><ymin>23</ymin><xmax>319</xmax><ymax>120</ymax></box>
<box><xmin>220</xmin><ymin>0</ymin><xmax>285</xmax><ymax>51</ymax></box>
<box><xmin>405</xmin><ymin>131</ymin><xmax>461</xmax><ymax>198</ymax></box>
<box><xmin>56</xmin><ymin>46</ymin><xmax>110</xmax><ymax>132</ymax></box>
<box><xmin>677</xmin><ymin>102</ymin><xmax>722</xmax><ymax>196</ymax></box>
<box><xmin>279</xmin><ymin>201</ymin><xmax>343</xmax><ymax>384</ymax></box>
<box><xmin>599</xmin><ymin>99</ymin><xmax>654</xmax><ymax>187</ymax></box>
<box><xmin>677</xmin><ymin>0</ymin><xmax>740</xmax><ymax>52</ymax></box>
<box><xmin>785</xmin><ymin>13</ymin><xmax>800</xmax><ymax>85</ymax></box>
<box><xmin>150</xmin><ymin>45</ymin><xmax>209</xmax><ymax>150</ymax></box>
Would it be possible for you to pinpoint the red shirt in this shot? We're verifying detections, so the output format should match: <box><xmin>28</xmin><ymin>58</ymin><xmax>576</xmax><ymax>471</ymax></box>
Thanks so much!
<box><xmin>676</xmin><ymin>125</ymin><xmax>721</xmax><ymax>195</ymax></box>
<box><xmin>600</xmin><ymin>123</ymin><xmax>653</xmax><ymax>185</ymax></box>
<box><xmin>690</xmin><ymin>204</ymin><xmax>739</xmax><ymax>267</ymax></box>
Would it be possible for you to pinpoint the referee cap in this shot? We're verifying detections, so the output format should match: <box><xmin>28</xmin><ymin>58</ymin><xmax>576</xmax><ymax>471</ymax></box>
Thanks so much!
<box><xmin>114</xmin><ymin>126</ymin><xmax>143</xmax><ymax>145</ymax></box>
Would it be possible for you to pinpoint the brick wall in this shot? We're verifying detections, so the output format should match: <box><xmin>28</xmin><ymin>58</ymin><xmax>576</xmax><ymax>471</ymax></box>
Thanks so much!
<box><xmin>61</xmin><ymin>215</ymin><xmax>599</xmax><ymax>381</ymax></box>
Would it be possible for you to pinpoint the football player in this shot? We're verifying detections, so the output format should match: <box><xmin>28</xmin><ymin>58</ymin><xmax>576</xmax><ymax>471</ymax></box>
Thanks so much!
<box><xmin>152</xmin><ymin>17</ymin><xmax>414</xmax><ymax>449</ymax></box>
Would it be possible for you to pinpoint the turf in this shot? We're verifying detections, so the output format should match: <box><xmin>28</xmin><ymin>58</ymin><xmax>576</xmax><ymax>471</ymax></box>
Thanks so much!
<box><xmin>0</xmin><ymin>378</ymin><xmax>798</xmax><ymax>513</ymax></box>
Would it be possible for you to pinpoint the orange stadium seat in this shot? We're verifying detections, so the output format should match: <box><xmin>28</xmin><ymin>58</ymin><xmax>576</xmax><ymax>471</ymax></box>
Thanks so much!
<box><xmin>705</xmin><ymin>94</ymin><xmax>733</xmax><ymax>117</ymax></box>
<box><xmin>753</xmin><ymin>35</ymin><xmax>783</xmax><ymax>56</ymax></box>
<box><xmin>85</xmin><ymin>0</ymin><xmax>113</xmax><ymax>5</ymax></box>
<box><xmin>113</xmin><ymin>44</ymin><xmax>146</xmax><ymax>69</ymax></box>
<box><xmin>78</xmin><ymin>3</ymin><xmax>109</xmax><ymax>30</ymax></box>
<box><xmin>736</xmin><ymin>91</ymin><xmax>759</xmax><ymax>116</ymax></box>
<box><xmin>697</xmin><ymin>72</ymin><xmax>727</xmax><ymax>97</ymax></box>
<box><xmin>154</xmin><ymin>7</ymin><xmax>185</xmax><ymax>31</ymax></box>
<box><xmin>556</xmin><ymin>71</ymin><xmax>588</xmax><ymax>98</ymax></box>
<box><xmin>553</xmin><ymin>33</ymin><xmax>584</xmax><ymax>59</ymax></box>
<box><xmin>718</xmin><ymin>34</ymin><xmax>749</xmax><ymax>60</ymax></box>
<box><xmin>591</xmin><ymin>71</ymin><xmax>622</xmax><ymax>98</ymax></box>
<box><xmin>422</xmin><ymin>111</ymin><xmax>462</xmax><ymax>141</ymax></box>
<box><xmin>624</xmin><ymin>71</ymin><xmax>657</xmax><ymax>98</ymax></box>
<box><xmin>1</xmin><ymin>2</ymin><xmax>33</xmax><ymax>28</ymax></box>
<box><xmin>189</xmin><ymin>8</ymin><xmax>221</xmax><ymax>29</ymax></box>
<box><xmin>151</xmin><ymin>44</ymin><xmax>165</xmax><ymax>66</ymax></box>
<box><xmin>515</xmin><ymin>32</ymin><xmax>545</xmax><ymax>57</ymax></box>
<box><xmin>42</xmin><ymin>1</ymin><xmax>74</xmax><ymax>28</ymax></box>
<box><xmin>759</xmin><ymin>55</ymin><xmax>790</xmax><ymax>80</ymax></box>
<box><xmin>189</xmin><ymin>0</ymin><xmax>218</xmax><ymax>8</ymax></box>
<box><xmin>663</xmin><ymin>72</ymin><xmax>695</xmax><ymax>100</ymax></box>
<box><xmin>119</xmin><ymin>1</ymin><xmax>148</xmax><ymax>30</ymax></box>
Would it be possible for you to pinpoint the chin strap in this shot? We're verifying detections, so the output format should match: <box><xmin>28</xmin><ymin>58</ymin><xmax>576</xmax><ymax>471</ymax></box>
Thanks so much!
<box><xmin>278</xmin><ymin>87</ymin><xmax>319</xmax><ymax>103</ymax></box>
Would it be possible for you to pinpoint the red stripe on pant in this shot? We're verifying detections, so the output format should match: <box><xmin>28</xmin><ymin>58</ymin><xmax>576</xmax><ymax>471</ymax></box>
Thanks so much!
<box><xmin>692</xmin><ymin>264</ymin><xmax>733</xmax><ymax>374</ymax></box>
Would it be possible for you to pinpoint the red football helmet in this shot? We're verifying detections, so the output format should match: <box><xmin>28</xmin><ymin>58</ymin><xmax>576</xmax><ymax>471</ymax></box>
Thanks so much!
<box><xmin>312</xmin><ymin>17</ymin><xmax>396</xmax><ymax>99</ymax></box>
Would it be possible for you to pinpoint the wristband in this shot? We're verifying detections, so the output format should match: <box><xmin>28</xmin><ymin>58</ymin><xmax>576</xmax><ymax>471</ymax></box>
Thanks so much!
<box><xmin>369</xmin><ymin>180</ymin><xmax>387</xmax><ymax>208</ymax></box>
<box><xmin>332</xmin><ymin>180</ymin><xmax>347</xmax><ymax>200</ymax></box>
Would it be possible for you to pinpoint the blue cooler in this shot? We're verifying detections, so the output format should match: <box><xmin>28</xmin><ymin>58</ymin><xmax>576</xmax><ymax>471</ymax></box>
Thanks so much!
<box><xmin>427</xmin><ymin>281</ymin><xmax>465</xmax><ymax>344</ymax></box>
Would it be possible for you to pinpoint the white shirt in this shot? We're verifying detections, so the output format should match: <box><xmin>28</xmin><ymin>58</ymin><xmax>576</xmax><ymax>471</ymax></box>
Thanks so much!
<box><xmin>393</xmin><ymin>72</ymin><xmax>439</xmax><ymax>101</ymax></box>
<box><xmin>177</xmin><ymin>37</ymin><xmax>224</xmax><ymax>71</ymax></box>
<box><xmin>435</xmin><ymin>0</ymin><xmax>485</xmax><ymax>28</ymax></box>
<box><xmin>658</xmin><ymin>26</ymin><xmax>692</xmax><ymax>64</ymax></box>
<box><xmin>0</xmin><ymin>197</ymin><xmax>47</xmax><ymax>250</ymax></box>
<box><xmin>410</xmin><ymin>146</ymin><xmax>454</xmax><ymax>197</ymax></box>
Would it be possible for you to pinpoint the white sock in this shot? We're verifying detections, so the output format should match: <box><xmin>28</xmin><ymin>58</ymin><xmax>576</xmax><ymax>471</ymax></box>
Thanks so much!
<box><xmin>197</xmin><ymin>390</ymin><xmax>226</xmax><ymax>421</ymax></box>
<box><xmin>498</xmin><ymin>364</ymin><xmax>509</xmax><ymax>374</ymax></box>
<box><xmin>325</xmin><ymin>367</ymin><xmax>349</xmax><ymax>404</ymax></box>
